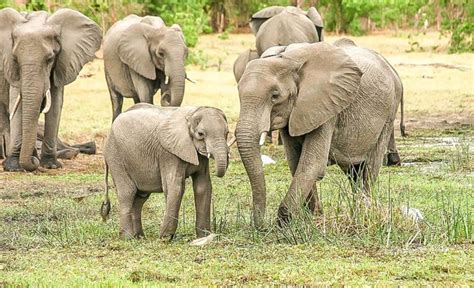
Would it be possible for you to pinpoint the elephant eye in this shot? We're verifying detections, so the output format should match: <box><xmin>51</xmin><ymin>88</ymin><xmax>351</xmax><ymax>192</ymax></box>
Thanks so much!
<box><xmin>271</xmin><ymin>90</ymin><xmax>280</xmax><ymax>102</ymax></box>
<box><xmin>196</xmin><ymin>131</ymin><xmax>205</xmax><ymax>139</ymax></box>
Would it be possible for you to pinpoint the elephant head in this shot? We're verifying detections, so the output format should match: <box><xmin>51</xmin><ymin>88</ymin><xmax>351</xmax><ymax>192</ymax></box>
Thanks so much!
<box><xmin>235</xmin><ymin>43</ymin><xmax>362</xmax><ymax>227</ymax></box>
<box><xmin>250</xmin><ymin>6</ymin><xmax>324</xmax><ymax>41</ymax></box>
<box><xmin>0</xmin><ymin>8</ymin><xmax>101</xmax><ymax>171</ymax></box>
<box><xmin>157</xmin><ymin>107</ymin><xmax>230</xmax><ymax>177</ymax></box>
<box><xmin>118</xmin><ymin>22</ymin><xmax>188</xmax><ymax>107</ymax></box>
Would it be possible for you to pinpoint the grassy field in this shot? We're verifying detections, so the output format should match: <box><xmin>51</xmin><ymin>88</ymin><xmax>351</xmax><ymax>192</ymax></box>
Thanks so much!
<box><xmin>1</xmin><ymin>31</ymin><xmax>473</xmax><ymax>286</ymax></box>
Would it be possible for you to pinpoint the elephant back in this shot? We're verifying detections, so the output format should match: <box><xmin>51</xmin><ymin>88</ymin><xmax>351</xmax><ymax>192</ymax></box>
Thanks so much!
<box><xmin>256</xmin><ymin>10</ymin><xmax>318</xmax><ymax>55</ymax></box>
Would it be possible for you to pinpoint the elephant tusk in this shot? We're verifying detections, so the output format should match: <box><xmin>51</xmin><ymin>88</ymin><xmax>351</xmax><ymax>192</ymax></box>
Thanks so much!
<box><xmin>227</xmin><ymin>135</ymin><xmax>236</xmax><ymax>147</ymax></box>
<box><xmin>207</xmin><ymin>153</ymin><xmax>211</xmax><ymax>159</ymax></box>
<box><xmin>259</xmin><ymin>131</ymin><xmax>267</xmax><ymax>146</ymax></box>
<box><xmin>9</xmin><ymin>93</ymin><xmax>21</xmax><ymax>121</ymax></box>
<box><xmin>42</xmin><ymin>89</ymin><xmax>51</xmax><ymax>114</ymax></box>
<box><xmin>185</xmin><ymin>76</ymin><xmax>196</xmax><ymax>84</ymax></box>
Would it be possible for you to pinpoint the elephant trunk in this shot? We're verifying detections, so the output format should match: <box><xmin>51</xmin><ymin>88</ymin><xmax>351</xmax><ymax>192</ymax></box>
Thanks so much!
<box><xmin>162</xmin><ymin>58</ymin><xmax>185</xmax><ymax>107</ymax></box>
<box><xmin>236</xmin><ymin>116</ymin><xmax>266</xmax><ymax>229</ymax></box>
<box><xmin>19</xmin><ymin>65</ymin><xmax>44</xmax><ymax>171</ymax></box>
<box><xmin>212</xmin><ymin>139</ymin><xmax>229</xmax><ymax>178</ymax></box>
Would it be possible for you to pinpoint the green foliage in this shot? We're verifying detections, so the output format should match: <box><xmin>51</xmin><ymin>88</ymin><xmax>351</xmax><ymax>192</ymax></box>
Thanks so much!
<box><xmin>186</xmin><ymin>49</ymin><xmax>209</xmax><ymax>70</ymax></box>
<box><xmin>318</xmin><ymin>0</ymin><xmax>427</xmax><ymax>34</ymax></box>
<box><xmin>146</xmin><ymin>0</ymin><xmax>211</xmax><ymax>47</ymax></box>
<box><xmin>441</xmin><ymin>1</ymin><xmax>473</xmax><ymax>53</ymax></box>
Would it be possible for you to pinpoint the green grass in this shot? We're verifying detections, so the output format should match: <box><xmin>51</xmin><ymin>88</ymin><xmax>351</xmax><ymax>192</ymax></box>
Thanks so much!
<box><xmin>1</xmin><ymin>135</ymin><xmax>473</xmax><ymax>285</ymax></box>
<box><xmin>1</xmin><ymin>32</ymin><xmax>473</xmax><ymax>285</ymax></box>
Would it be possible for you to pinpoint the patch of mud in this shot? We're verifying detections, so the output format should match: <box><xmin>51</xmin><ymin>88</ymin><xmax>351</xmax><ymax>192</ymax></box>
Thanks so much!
<box><xmin>400</xmin><ymin>136</ymin><xmax>468</xmax><ymax>148</ymax></box>
<box><xmin>396</xmin><ymin>62</ymin><xmax>471</xmax><ymax>71</ymax></box>
<box><xmin>3</xmin><ymin>211</ymin><xmax>61</xmax><ymax>224</ymax></box>
<box><xmin>401</xmin><ymin>160</ymin><xmax>446</xmax><ymax>172</ymax></box>
<box><xmin>400</xmin><ymin>117</ymin><xmax>473</xmax><ymax>134</ymax></box>
<box><xmin>0</xmin><ymin>182</ymin><xmax>102</xmax><ymax>200</ymax></box>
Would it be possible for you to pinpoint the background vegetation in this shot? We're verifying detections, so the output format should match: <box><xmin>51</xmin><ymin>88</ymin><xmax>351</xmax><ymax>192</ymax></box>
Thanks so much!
<box><xmin>0</xmin><ymin>0</ymin><xmax>472</xmax><ymax>51</ymax></box>
<box><xmin>0</xmin><ymin>0</ymin><xmax>473</xmax><ymax>284</ymax></box>
<box><xmin>1</xmin><ymin>31</ymin><xmax>473</xmax><ymax>285</ymax></box>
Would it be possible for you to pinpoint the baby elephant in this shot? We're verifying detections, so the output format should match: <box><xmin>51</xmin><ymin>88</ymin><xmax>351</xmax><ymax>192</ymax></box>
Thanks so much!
<box><xmin>101</xmin><ymin>104</ymin><xmax>231</xmax><ymax>240</ymax></box>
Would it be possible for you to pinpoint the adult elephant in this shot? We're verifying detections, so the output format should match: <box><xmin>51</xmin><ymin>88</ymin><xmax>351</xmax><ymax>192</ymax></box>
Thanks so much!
<box><xmin>233</xmin><ymin>6</ymin><xmax>323</xmax><ymax>84</ymax></box>
<box><xmin>235</xmin><ymin>42</ymin><xmax>403</xmax><ymax>227</ymax></box>
<box><xmin>103</xmin><ymin>15</ymin><xmax>188</xmax><ymax>121</ymax></box>
<box><xmin>0</xmin><ymin>8</ymin><xmax>102</xmax><ymax>172</ymax></box>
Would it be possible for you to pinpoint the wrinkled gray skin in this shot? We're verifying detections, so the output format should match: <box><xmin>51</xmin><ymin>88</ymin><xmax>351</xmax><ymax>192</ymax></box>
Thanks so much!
<box><xmin>235</xmin><ymin>42</ymin><xmax>403</xmax><ymax>228</ymax></box>
<box><xmin>104</xmin><ymin>15</ymin><xmax>188</xmax><ymax>121</ymax></box>
<box><xmin>102</xmin><ymin>104</ymin><xmax>230</xmax><ymax>240</ymax></box>
<box><xmin>233</xmin><ymin>6</ymin><xmax>323</xmax><ymax>84</ymax></box>
<box><xmin>334</xmin><ymin>38</ymin><xmax>405</xmax><ymax>166</ymax></box>
<box><xmin>0</xmin><ymin>8</ymin><xmax>102</xmax><ymax>172</ymax></box>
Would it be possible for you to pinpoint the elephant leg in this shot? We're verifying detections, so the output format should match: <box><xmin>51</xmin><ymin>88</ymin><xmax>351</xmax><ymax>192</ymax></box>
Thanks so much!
<box><xmin>3</xmin><ymin>87</ymin><xmax>23</xmax><ymax>171</ymax></box>
<box><xmin>0</xmin><ymin>103</ymin><xmax>8</xmax><ymax>159</ymax></box>
<box><xmin>160</xmin><ymin>173</ymin><xmax>186</xmax><ymax>239</ymax></box>
<box><xmin>106</xmin><ymin>74</ymin><xmax>124</xmax><ymax>122</ymax></box>
<box><xmin>36</xmin><ymin>122</ymin><xmax>79</xmax><ymax>160</ymax></box>
<box><xmin>131</xmin><ymin>191</ymin><xmax>150</xmax><ymax>238</ymax></box>
<box><xmin>366</xmin><ymin>123</ymin><xmax>393</xmax><ymax>189</ymax></box>
<box><xmin>345</xmin><ymin>161</ymin><xmax>367</xmax><ymax>193</ymax></box>
<box><xmin>192</xmin><ymin>169</ymin><xmax>212</xmax><ymax>238</ymax></box>
<box><xmin>115</xmin><ymin>179</ymin><xmax>137</xmax><ymax>239</ymax></box>
<box><xmin>71</xmin><ymin>142</ymin><xmax>96</xmax><ymax>155</ymax></box>
<box><xmin>278</xmin><ymin>122</ymin><xmax>334</xmax><ymax>225</ymax></box>
<box><xmin>130</xmin><ymin>70</ymin><xmax>154</xmax><ymax>105</ymax></box>
<box><xmin>386</xmin><ymin>129</ymin><xmax>401</xmax><ymax>166</ymax></box>
<box><xmin>56</xmin><ymin>148</ymin><xmax>79</xmax><ymax>160</ymax></box>
<box><xmin>0</xmin><ymin>135</ymin><xmax>5</xmax><ymax>159</ymax></box>
<box><xmin>280</xmin><ymin>128</ymin><xmax>322</xmax><ymax>215</ymax></box>
<box><xmin>40</xmin><ymin>86</ymin><xmax>63</xmax><ymax>169</ymax></box>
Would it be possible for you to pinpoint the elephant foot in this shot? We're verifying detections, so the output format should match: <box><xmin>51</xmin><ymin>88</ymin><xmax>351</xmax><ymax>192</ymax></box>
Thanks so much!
<box><xmin>159</xmin><ymin>231</ymin><xmax>176</xmax><ymax>241</ymax></box>
<box><xmin>135</xmin><ymin>231</ymin><xmax>145</xmax><ymax>239</ymax></box>
<box><xmin>2</xmin><ymin>156</ymin><xmax>23</xmax><ymax>172</ymax></box>
<box><xmin>72</xmin><ymin>141</ymin><xmax>96</xmax><ymax>155</ymax></box>
<box><xmin>40</xmin><ymin>155</ymin><xmax>63</xmax><ymax>169</ymax></box>
<box><xmin>119</xmin><ymin>230</ymin><xmax>137</xmax><ymax>240</ymax></box>
<box><xmin>57</xmin><ymin>148</ymin><xmax>79</xmax><ymax>160</ymax></box>
<box><xmin>277</xmin><ymin>206</ymin><xmax>292</xmax><ymax>228</ymax></box>
<box><xmin>386</xmin><ymin>152</ymin><xmax>401</xmax><ymax>166</ymax></box>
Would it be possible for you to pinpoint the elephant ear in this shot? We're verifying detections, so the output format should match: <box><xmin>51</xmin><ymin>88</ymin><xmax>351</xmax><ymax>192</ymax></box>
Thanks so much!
<box><xmin>287</xmin><ymin>43</ymin><xmax>362</xmax><ymax>137</ymax></box>
<box><xmin>0</xmin><ymin>8</ymin><xmax>25</xmax><ymax>85</ymax></box>
<box><xmin>157</xmin><ymin>108</ymin><xmax>199</xmax><ymax>166</ymax></box>
<box><xmin>47</xmin><ymin>9</ymin><xmax>102</xmax><ymax>87</ymax></box>
<box><xmin>306</xmin><ymin>7</ymin><xmax>324</xmax><ymax>41</ymax></box>
<box><xmin>118</xmin><ymin>22</ymin><xmax>158</xmax><ymax>80</ymax></box>
<box><xmin>250</xmin><ymin>6</ymin><xmax>285</xmax><ymax>35</ymax></box>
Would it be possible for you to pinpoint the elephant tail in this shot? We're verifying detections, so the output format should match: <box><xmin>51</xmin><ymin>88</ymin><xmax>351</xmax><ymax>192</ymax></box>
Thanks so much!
<box><xmin>101</xmin><ymin>162</ymin><xmax>111</xmax><ymax>222</ymax></box>
<box><xmin>399</xmin><ymin>86</ymin><xmax>407</xmax><ymax>137</ymax></box>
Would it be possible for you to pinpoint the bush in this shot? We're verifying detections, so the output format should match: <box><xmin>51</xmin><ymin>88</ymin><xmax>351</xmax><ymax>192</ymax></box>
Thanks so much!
<box><xmin>146</xmin><ymin>0</ymin><xmax>211</xmax><ymax>47</ymax></box>
<box><xmin>441</xmin><ymin>1</ymin><xmax>473</xmax><ymax>53</ymax></box>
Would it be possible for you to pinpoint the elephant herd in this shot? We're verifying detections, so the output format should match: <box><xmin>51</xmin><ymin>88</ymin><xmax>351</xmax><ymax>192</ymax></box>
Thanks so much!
<box><xmin>0</xmin><ymin>6</ymin><xmax>405</xmax><ymax>240</ymax></box>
